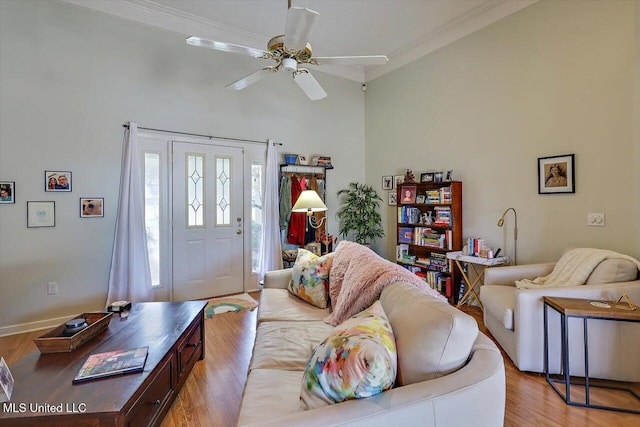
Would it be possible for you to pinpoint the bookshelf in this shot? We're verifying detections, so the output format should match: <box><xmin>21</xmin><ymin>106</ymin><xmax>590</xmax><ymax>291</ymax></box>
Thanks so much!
<box><xmin>396</xmin><ymin>181</ymin><xmax>463</xmax><ymax>304</ymax></box>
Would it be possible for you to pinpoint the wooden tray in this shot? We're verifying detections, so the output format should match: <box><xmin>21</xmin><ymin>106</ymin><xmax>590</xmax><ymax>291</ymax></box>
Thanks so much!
<box><xmin>34</xmin><ymin>312</ymin><xmax>113</xmax><ymax>353</ymax></box>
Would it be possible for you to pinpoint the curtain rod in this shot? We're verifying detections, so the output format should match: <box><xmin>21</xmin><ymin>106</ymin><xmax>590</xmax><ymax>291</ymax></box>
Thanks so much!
<box><xmin>122</xmin><ymin>124</ymin><xmax>282</xmax><ymax>146</ymax></box>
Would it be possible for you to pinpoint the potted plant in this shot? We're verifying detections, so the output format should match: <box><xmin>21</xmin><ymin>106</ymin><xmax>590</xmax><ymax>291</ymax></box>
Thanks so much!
<box><xmin>336</xmin><ymin>182</ymin><xmax>385</xmax><ymax>244</ymax></box>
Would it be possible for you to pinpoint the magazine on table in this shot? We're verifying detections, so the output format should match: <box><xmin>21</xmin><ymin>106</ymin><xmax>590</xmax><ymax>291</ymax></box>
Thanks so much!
<box><xmin>72</xmin><ymin>346</ymin><xmax>149</xmax><ymax>384</ymax></box>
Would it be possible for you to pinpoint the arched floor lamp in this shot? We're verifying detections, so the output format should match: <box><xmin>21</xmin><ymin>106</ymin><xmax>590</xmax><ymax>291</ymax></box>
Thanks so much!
<box><xmin>497</xmin><ymin>207</ymin><xmax>517</xmax><ymax>264</ymax></box>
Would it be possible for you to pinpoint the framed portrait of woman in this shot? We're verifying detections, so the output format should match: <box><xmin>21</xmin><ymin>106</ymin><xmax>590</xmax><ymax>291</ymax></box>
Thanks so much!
<box><xmin>538</xmin><ymin>154</ymin><xmax>575</xmax><ymax>194</ymax></box>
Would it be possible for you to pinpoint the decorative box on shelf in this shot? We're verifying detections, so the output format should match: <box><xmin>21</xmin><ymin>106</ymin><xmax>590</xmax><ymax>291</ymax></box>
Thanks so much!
<box><xmin>33</xmin><ymin>312</ymin><xmax>113</xmax><ymax>353</ymax></box>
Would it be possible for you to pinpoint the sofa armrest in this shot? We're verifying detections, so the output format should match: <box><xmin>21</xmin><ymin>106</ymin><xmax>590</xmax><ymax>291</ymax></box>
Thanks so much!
<box><xmin>241</xmin><ymin>333</ymin><xmax>505</xmax><ymax>427</ymax></box>
<box><xmin>263</xmin><ymin>268</ymin><xmax>293</xmax><ymax>289</ymax></box>
<box><xmin>484</xmin><ymin>263</ymin><xmax>556</xmax><ymax>287</ymax></box>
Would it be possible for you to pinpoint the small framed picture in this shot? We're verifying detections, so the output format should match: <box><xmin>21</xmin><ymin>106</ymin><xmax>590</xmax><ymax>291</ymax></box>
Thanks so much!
<box><xmin>416</xmin><ymin>195</ymin><xmax>425</xmax><ymax>204</ymax></box>
<box><xmin>382</xmin><ymin>175</ymin><xmax>393</xmax><ymax>190</ymax></box>
<box><xmin>434</xmin><ymin>172</ymin><xmax>444</xmax><ymax>182</ymax></box>
<box><xmin>0</xmin><ymin>181</ymin><xmax>15</xmax><ymax>204</ymax></box>
<box><xmin>538</xmin><ymin>154</ymin><xmax>575</xmax><ymax>194</ymax></box>
<box><xmin>400</xmin><ymin>185</ymin><xmax>417</xmax><ymax>204</ymax></box>
<box><xmin>388</xmin><ymin>191</ymin><xmax>397</xmax><ymax>206</ymax></box>
<box><xmin>446</xmin><ymin>170</ymin><xmax>454</xmax><ymax>181</ymax></box>
<box><xmin>393</xmin><ymin>175</ymin><xmax>404</xmax><ymax>189</ymax></box>
<box><xmin>45</xmin><ymin>171</ymin><xmax>72</xmax><ymax>192</ymax></box>
<box><xmin>27</xmin><ymin>201</ymin><xmax>55</xmax><ymax>228</ymax></box>
<box><xmin>420</xmin><ymin>172</ymin><xmax>434</xmax><ymax>183</ymax></box>
<box><xmin>80</xmin><ymin>198</ymin><xmax>104</xmax><ymax>218</ymax></box>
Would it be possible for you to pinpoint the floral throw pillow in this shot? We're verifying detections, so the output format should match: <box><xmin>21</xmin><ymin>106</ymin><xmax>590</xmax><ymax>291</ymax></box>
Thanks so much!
<box><xmin>288</xmin><ymin>248</ymin><xmax>333</xmax><ymax>309</ymax></box>
<box><xmin>300</xmin><ymin>300</ymin><xmax>397</xmax><ymax>409</ymax></box>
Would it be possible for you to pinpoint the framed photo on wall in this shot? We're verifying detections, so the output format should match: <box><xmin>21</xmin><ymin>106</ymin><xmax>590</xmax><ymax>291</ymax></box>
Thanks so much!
<box><xmin>45</xmin><ymin>171</ymin><xmax>72</xmax><ymax>192</ymax></box>
<box><xmin>393</xmin><ymin>175</ymin><xmax>404</xmax><ymax>189</ymax></box>
<box><xmin>382</xmin><ymin>176</ymin><xmax>393</xmax><ymax>190</ymax></box>
<box><xmin>538</xmin><ymin>154</ymin><xmax>575</xmax><ymax>194</ymax></box>
<box><xmin>80</xmin><ymin>198</ymin><xmax>104</xmax><ymax>218</ymax></box>
<box><xmin>388</xmin><ymin>191</ymin><xmax>397</xmax><ymax>206</ymax></box>
<box><xmin>0</xmin><ymin>181</ymin><xmax>15</xmax><ymax>204</ymax></box>
<box><xmin>27</xmin><ymin>201</ymin><xmax>55</xmax><ymax>228</ymax></box>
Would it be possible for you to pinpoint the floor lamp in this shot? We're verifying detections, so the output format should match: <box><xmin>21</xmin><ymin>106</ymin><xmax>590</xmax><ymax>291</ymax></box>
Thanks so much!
<box><xmin>497</xmin><ymin>207</ymin><xmax>517</xmax><ymax>264</ymax></box>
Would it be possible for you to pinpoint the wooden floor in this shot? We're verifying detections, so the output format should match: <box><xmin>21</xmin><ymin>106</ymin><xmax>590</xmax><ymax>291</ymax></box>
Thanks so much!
<box><xmin>1</xmin><ymin>292</ymin><xmax>639</xmax><ymax>426</ymax></box>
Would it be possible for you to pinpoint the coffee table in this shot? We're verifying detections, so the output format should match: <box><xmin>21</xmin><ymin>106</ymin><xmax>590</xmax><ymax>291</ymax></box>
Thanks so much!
<box><xmin>0</xmin><ymin>301</ymin><xmax>206</xmax><ymax>426</ymax></box>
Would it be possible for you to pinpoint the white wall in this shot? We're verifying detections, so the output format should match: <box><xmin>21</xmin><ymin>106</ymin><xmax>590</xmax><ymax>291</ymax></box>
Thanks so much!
<box><xmin>366</xmin><ymin>0</ymin><xmax>639</xmax><ymax>264</ymax></box>
<box><xmin>0</xmin><ymin>0</ymin><xmax>365</xmax><ymax>331</ymax></box>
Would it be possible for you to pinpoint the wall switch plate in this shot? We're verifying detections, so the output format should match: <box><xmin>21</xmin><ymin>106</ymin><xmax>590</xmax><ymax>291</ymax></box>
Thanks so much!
<box><xmin>47</xmin><ymin>282</ymin><xmax>58</xmax><ymax>295</ymax></box>
<box><xmin>587</xmin><ymin>213</ymin><xmax>605</xmax><ymax>227</ymax></box>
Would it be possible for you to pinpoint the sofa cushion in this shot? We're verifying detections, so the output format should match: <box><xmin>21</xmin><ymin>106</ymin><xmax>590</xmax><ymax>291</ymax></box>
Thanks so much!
<box><xmin>258</xmin><ymin>289</ymin><xmax>330</xmax><ymax>323</ymax></box>
<box><xmin>300</xmin><ymin>301</ymin><xmax>397</xmax><ymax>409</ymax></box>
<box><xmin>288</xmin><ymin>249</ymin><xmax>333</xmax><ymax>309</ymax></box>
<box><xmin>380</xmin><ymin>282</ymin><xmax>478</xmax><ymax>385</ymax></box>
<box><xmin>586</xmin><ymin>258</ymin><xmax>639</xmax><ymax>284</ymax></box>
<box><xmin>480</xmin><ymin>285</ymin><xmax>515</xmax><ymax>330</ymax></box>
<box><xmin>237</xmin><ymin>369</ymin><xmax>305</xmax><ymax>426</ymax></box>
<box><xmin>250</xmin><ymin>321</ymin><xmax>335</xmax><ymax>371</ymax></box>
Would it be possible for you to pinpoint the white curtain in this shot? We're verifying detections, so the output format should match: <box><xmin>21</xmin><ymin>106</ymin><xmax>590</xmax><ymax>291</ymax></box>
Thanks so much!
<box><xmin>106</xmin><ymin>122</ymin><xmax>153</xmax><ymax>304</ymax></box>
<box><xmin>258</xmin><ymin>140</ymin><xmax>283</xmax><ymax>281</ymax></box>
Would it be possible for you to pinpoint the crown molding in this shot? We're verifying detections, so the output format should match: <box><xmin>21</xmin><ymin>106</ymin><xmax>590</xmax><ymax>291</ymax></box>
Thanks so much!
<box><xmin>366</xmin><ymin>0</ymin><xmax>539</xmax><ymax>81</ymax></box>
<box><xmin>59</xmin><ymin>0</ymin><xmax>536</xmax><ymax>83</ymax></box>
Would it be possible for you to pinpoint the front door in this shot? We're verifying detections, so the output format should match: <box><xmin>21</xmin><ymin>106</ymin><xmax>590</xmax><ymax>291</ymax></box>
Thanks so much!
<box><xmin>172</xmin><ymin>141</ymin><xmax>244</xmax><ymax>300</ymax></box>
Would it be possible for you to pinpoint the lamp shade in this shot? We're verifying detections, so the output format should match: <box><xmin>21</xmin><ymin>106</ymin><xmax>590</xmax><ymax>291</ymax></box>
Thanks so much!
<box><xmin>291</xmin><ymin>190</ymin><xmax>327</xmax><ymax>213</ymax></box>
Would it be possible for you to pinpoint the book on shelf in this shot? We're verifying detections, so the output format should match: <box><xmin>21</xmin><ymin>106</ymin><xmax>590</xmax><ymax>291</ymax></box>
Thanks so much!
<box><xmin>396</xmin><ymin>244</ymin><xmax>409</xmax><ymax>261</ymax></box>
<box><xmin>398</xmin><ymin>227</ymin><xmax>414</xmax><ymax>244</ymax></box>
<box><xmin>72</xmin><ymin>346</ymin><xmax>149</xmax><ymax>384</ymax></box>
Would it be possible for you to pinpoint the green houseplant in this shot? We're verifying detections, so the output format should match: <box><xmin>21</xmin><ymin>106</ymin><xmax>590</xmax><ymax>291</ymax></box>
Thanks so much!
<box><xmin>336</xmin><ymin>182</ymin><xmax>385</xmax><ymax>244</ymax></box>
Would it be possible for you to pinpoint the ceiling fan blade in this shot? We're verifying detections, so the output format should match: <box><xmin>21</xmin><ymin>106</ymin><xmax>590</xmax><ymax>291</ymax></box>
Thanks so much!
<box><xmin>284</xmin><ymin>7</ymin><xmax>319</xmax><ymax>51</ymax></box>
<box><xmin>186</xmin><ymin>36</ymin><xmax>269</xmax><ymax>58</ymax></box>
<box><xmin>293</xmin><ymin>70</ymin><xmax>326</xmax><ymax>101</ymax></box>
<box><xmin>311</xmin><ymin>55</ymin><xmax>389</xmax><ymax>66</ymax></box>
<box><xmin>226</xmin><ymin>67</ymin><xmax>276</xmax><ymax>91</ymax></box>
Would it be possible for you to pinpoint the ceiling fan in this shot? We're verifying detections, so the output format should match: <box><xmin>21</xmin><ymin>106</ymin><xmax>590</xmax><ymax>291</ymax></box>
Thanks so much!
<box><xmin>186</xmin><ymin>0</ymin><xmax>388</xmax><ymax>101</ymax></box>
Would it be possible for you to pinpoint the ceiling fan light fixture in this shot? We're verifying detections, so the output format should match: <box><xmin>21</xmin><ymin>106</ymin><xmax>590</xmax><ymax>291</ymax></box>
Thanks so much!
<box><xmin>283</xmin><ymin>57</ymin><xmax>298</xmax><ymax>72</ymax></box>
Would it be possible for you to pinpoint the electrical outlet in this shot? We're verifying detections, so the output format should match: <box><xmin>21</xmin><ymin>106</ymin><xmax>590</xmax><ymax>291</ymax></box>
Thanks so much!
<box><xmin>47</xmin><ymin>282</ymin><xmax>58</xmax><ymax>295</ymax></box>
<box><xmin>587</xmin><ymin>213</ymin><xmax>605</xmax><ymax>227</ymax></box>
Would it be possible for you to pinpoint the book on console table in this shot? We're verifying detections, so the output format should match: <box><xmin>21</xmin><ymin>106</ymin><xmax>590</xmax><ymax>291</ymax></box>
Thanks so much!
<box><xmin>72</xmin><ymin>346</ymin><xmax>149</xmax><ymax>384</ymax></box>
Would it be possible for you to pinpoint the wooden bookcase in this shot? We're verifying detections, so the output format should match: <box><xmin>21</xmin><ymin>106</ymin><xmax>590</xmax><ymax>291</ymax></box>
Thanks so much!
<box><xmin>396</xmin><ymin>180</ymin><xmax>463</xmax><ymax>304</ymax></box>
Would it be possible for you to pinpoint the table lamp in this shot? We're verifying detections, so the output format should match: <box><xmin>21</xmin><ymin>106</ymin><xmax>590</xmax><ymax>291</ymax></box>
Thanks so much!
<box><xmin>291</xmin><ymin>190</ymin><xmax>327</xmax><ymax>230</ymax></box>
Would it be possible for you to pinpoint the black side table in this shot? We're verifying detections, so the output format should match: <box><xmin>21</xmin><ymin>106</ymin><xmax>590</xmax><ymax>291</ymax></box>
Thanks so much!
<box><xmin>543</xmin><ymin>296</ymin><xmax>640</xmax><ymax>413</ymax></box>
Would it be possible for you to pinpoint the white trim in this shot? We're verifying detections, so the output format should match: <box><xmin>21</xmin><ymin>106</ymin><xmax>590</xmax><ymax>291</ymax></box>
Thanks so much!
<box><xmin>0</xmin><ymin>314</ymin><xmax>76</xmax><ymax>337</ymax></box>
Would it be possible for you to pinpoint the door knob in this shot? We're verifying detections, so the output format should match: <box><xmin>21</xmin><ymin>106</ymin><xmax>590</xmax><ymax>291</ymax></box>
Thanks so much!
<box><xmin>236</xmin><ymin>229</ymin><xmax>242</xmax><ymax>234</ymax></box>
<box><xmin>236</xmin><ymin>217</ymin><xmax>242</xmax><ymax>222</ymax></box>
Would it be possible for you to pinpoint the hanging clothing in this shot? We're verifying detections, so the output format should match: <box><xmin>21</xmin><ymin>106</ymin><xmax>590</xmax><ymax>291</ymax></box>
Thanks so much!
<box><xmin>287</xmin><ymin>175</ymin><xmax>306</xmax><ymax>245</ymax></box>
<box><xmin>279</xmin><ymin>175</ymin><xmax>292</xmax><ymax>230</ymax></box>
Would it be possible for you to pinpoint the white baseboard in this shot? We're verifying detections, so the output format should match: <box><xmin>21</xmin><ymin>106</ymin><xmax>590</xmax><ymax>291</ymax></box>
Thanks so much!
<box><xmin>0</xmin><ymin>314</ymin><xmax>76</xmax><ymax>337</ymax></box>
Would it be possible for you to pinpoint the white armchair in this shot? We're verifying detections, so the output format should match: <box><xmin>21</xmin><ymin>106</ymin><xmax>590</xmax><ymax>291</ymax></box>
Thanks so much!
<box><xmin>480</xmin><ymin>257</ymin><xmax>640</xmax><ymax>381</ymax></box>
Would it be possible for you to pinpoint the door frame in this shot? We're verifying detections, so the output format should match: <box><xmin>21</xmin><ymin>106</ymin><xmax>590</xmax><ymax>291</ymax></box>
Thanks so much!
<box><xmin>137</xmin><ymin>130</ymin><xmax>266</xmax><ymax>301</ymax></box>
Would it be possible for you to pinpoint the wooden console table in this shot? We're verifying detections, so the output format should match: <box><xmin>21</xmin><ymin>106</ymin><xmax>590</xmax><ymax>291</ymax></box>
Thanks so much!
<box><xmin>0</xmin><ymin>301</ymin><xmax>206</xmax><ymax>427</ymax></box>
<box><xmin>543</xmin><ymin>296</ymin><xmax>640</xmax><ymax>413</ymax></box>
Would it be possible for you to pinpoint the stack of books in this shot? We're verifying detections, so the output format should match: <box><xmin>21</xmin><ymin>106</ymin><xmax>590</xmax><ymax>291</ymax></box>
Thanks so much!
<box><xmin>433</xmin><ymin>206</ymin><xmax>451</xmax><ymax>226</ymax></box>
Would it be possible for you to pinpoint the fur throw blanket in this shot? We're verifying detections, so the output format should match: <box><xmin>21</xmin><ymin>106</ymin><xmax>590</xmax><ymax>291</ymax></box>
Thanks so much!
<box><xmin>515</xmin><ymin>248</ymin><xmax>640</xmax><ymax>289</ymax></box>
<box><xmin>325</xmin><ymin>241</ymin><xmax>447</xmax><ymax>326</ymax></box>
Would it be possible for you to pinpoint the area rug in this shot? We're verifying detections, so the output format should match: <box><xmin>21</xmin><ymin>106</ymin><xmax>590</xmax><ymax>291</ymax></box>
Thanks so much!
<box><xmin>205</xmin><ymin>293</ymin><xmax>258</xmax><ymax>318</ymax></box>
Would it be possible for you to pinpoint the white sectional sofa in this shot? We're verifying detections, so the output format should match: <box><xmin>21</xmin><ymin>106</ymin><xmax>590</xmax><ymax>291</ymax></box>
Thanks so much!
<box><xmin>236</xmin><ymin>267</ymin><xmax>506</xmax><ymax>427</ymax></box>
